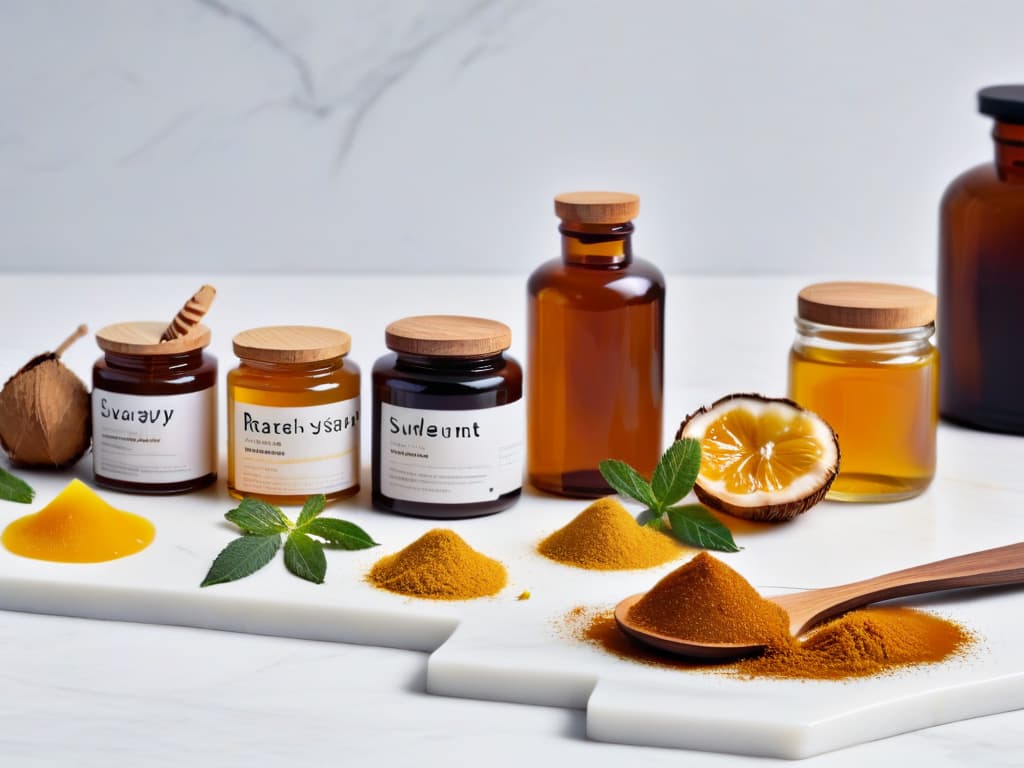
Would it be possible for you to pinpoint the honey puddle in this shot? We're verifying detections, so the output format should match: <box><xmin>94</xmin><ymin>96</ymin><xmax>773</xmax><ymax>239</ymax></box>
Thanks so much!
<box><xmin>3</xmin><ymin>479</ymin><xmax>154</xmax><ymax>563</ymax></box>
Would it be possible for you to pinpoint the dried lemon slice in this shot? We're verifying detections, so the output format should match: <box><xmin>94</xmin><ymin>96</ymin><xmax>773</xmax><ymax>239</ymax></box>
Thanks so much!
<box><xmin>676</xmin><ymin>394</ymin><xmax>840</xmax><ymax>522</ymax></box>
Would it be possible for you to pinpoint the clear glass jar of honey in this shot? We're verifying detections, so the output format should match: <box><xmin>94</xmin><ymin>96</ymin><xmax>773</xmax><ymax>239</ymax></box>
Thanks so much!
<box><xmin>787</xmin><ymin>282</ymin><xmax>938</xmax><ymax>502</ymax></box>
<box><xmin>228</xmin><ymin>326</ymin><xmax>360</xmax><ymax>505</ymax></box>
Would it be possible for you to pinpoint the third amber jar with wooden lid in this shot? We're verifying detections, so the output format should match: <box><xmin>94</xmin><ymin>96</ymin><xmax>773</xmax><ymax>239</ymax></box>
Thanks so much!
<box><xmin>227</xmin><ymin>326</ymin><xmax>360</xmax><ymax>505</ymax></box>
<box><xmin>372</xmin><ymin>315</ymin><xmax>523</xmax><ymax>519</ymax></box>
<box><xmin>787</xmin><ymin>282</ymin><xmax>938</xmax><ymax>502</ymax></box>
<box><xmin>528</xmin><ymin>191</ymin><xmax>664</xmax><ymax>498</ymax></box>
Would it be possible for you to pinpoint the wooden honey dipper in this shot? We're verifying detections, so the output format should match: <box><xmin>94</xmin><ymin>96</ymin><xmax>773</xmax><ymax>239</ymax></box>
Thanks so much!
<box><xmin>160</xmin><ymin>284</ymin><xmax>217</xmax><ymax>342</ymax></box>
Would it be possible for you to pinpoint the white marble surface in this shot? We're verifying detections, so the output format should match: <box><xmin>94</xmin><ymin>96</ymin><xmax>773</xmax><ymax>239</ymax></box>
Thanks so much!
<box><xmin>1</xmin><ymin>274</ymin><xmax>1024</xmax><ymax>765</ymax></box>
<box><xmin>3</xmin><ymin>1</ymin><xmax>1024</xmax><ymax>276</ymax></box>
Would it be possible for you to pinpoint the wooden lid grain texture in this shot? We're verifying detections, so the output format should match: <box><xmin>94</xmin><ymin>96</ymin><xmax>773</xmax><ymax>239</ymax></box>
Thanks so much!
<box><xmin>96</xmin><ymin>322</ymin><xmax>211</xmax><ymax>355</ymax></box>
<box><xmin>554</xmin><ymin>191</ymin><xmax>639</xmax><ymax>224</ymax></box>
<box><xmin>385</xmin><ymin>315</ymin><xmax>512</xmax><ymax>357</ymax></box>
<box><xmin>797</xmin><ymin>282</ymin><xmax>937</xmax><ymax>329</ymax></box>
<box><xmin>233</xmin><ymin>326</ymin><xmax>351</xmax><ymax>363</ymax></box>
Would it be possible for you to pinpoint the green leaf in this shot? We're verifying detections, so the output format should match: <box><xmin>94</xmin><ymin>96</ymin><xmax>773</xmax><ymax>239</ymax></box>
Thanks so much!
<box><xmin>225</xmin><ymin>498</ymin><xmax>290</xmax><ymax>535</ymax></box>
<box><xmin>599</xmin><ymin>459</ymin><xmax>659</xmax><ymax>510</ymax></box>
<box><xmin>296</xmin><ymin>493</ymin><xmax>326</xmax><ymax>527</ymax></box>
<box><xmin>666</xmin><ymin>504</ymin><xmax>742</xmax><ymax>553</ymax></box>
<box><xmin>635</xmin><ymin>508</ymin><xmax>662</xmax><ymax>529</ymax></box>
<box><xmin>284</xmin><ymin>532</ymin><xmax>326</xmax><ymax>584</ymax></box>
<box><xmin>0</xmin><ymin>467</ymin><xmax>34</xmax><ymax>504</ymax></box>
<box><xmin>651</xmin><ymin>438</ymin><xmax>702</xmax><ymax>508</ymax></box>
<box><xmin>303</xmin><ymin>517</ymin><xmax>379</xmax><ymax>550</ymax></box>
<box><xmin>201</xmin><ymin>535</ymin><xmax>282</xmax><ymax>587</ymax></box>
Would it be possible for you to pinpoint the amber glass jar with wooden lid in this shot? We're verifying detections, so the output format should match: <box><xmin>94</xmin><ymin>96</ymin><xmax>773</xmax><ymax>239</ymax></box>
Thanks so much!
<box><xmin>372</xmin><ymin>315</ymin><xmax>523</xmax><ymax>519</ymax></box>
<box><xmin>788</xmin><ymin>282</ymin><xmax>938</xmax><ymax>502</ymax></box>
<box><xmin>528</xmin><ymin>191</ymin><xmax>664</xmax><ymax>498</ymax></box>
<box><xmin>92</xmin><ymin>322</ymin><xmax>217</xmax><ymax>494</ymax></box>
<box><xmin>228</xmin><ymin>326</ymin><xmax>360</xmax><ymax>505</ymax></box>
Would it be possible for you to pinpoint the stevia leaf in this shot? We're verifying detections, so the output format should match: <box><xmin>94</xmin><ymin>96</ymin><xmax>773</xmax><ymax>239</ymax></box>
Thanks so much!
<box><xmin>303</xmin><ymin>517</ymin><xmax>379</xmax><ymax>550</ymax></box>
<box><xmin>225</xmin><ymin>498</ymin><xmax>290</xmax><ymax>535</ymax></box>
<box><xmin>599</xmin><ymin>459</ymin><xmax>658</xmax><ymax>510</ymax></box>
<box><xmin>0</xmin><ymin>467</ymin><xmax>34</xmax><ymax>504</ymax></box>
<box><xmin>201</xmin><ymin>535</ymin><xmax>282</xmax><ymax>587</ymax></box>
<box><xmin>651</xmin><ymin>438</ymin><xmax>702</xmax><ymax>508</ymax></box>
<box><xmin>635</xmin><ymin>508</ymin><xmax>663</xmax><ymax>529</ymax></box>
<box><xmin>284</xmin><ymin>532</ymin><xmax>326</xmax><ymax>584</ymax></box>
<box><xmin>296</xmin><ymin>493</ymin><xmax>326</xmax><ymax>527</ymax></box>
<box><xmin>666</xmin><ymin>504</ymin><xmax>741</xmax><ymax>553</ymax></box>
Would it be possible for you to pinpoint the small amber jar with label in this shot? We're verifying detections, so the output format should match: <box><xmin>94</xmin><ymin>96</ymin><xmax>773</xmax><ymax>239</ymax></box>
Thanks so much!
<box><xmin>92</xmin><ymin>322</ymin><xmax>217</xmax><ymax>494</ymax></box>
<box><xmin>228</xmin><ymin>326</ymin><xmax>361</xmax><ymax>505</ymax></box>
<box><xmin>787</xmin><ymin>282</ymin><xmax>938</xmax><ymax>502</ymax></box>
<box><xmin>372</xmin><ymin>315</ymin><xmax>524</xmax><ymax>519</ymax></box>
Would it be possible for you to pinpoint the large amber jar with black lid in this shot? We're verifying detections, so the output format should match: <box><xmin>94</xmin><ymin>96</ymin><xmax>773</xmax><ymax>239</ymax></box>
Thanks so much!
<box><xmin>372</xmin><ymin>315</ymin><xmax>523</xmax><ymax>519</ymax></box>
<box><xmin>92</xmin><ymin>322</ymin><xmax>217</xmax><ymax>494</ymax></box>
<box><xmin>940</xmin><ymin>84</ymin><xmax>1024</xmax><ymax>435</ymax></box>
<box><xmin>228</xmin><ymin>326</ymin><xmax>360</xmax><ymax>505</ymax></box>
<box><xmin>788</xmin><ymin>282</ymin><xmax>938</xmax><ymax>502</ymax></box>
<box><xmin>528</xmin><ymin>191</ymin><xmax>664</xmax><ymax>498</ymax></box>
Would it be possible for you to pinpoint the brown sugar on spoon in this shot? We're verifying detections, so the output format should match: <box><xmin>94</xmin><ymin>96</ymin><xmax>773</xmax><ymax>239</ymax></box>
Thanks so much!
<box><xmin>161</xmin><ymin>284</ymin><xmax>216</xmax><ymax>341</ymax></box>
<box><xmin>626</xmin><ymin>552</ymin><xmax>793</xmax><ymax>650</ymax></box>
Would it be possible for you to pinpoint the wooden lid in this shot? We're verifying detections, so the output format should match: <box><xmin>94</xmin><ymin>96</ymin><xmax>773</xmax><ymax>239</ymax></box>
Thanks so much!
<box><xmin>385</xmin><ymin>315</ymin><xmax>511</xmax><ymax>357</ymax></box>
<box><xmin>233</xmin><ymin>326</ymin><xmax>351</xmax><ymax>363</ymax></box>
<box><xmin>797</xmin><ymin>282</ymin><xmax>937</xmax><ymax>329</ymax></box>
<box><xmin>554</xmin><ymin>191</ymin><xmax>639</xmax><ymax>224</ymax></box>
<box><xmin>96</xmin><ymin>321</ymin><xmax>211</xmax><ymax>355</ymax></box>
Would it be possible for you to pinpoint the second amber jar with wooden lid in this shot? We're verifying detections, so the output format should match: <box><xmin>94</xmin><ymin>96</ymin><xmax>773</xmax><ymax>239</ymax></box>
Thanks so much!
<box><xmin>372</xmin><ymin>315</ymin><xmax>523</xmax><ymax>519</ymax></box>
<box><xmin>228</xmin><ymin>326</ymin><xmax>360</xmax><ymax>505</ymax></box>
<box><xmin>787</xmin><ymin>282</ymin><xmax>938</xmax><ymax>502</ymax></box>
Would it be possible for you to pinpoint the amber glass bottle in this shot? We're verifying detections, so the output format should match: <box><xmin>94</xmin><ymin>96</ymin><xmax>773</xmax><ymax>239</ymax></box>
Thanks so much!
<box><xmin>528</xmin><ymin>192</ymin><xmax>664</xmax><ymax>497</ymax></box>
<box><xmin>940</xmin><ymin>85</ymin><xmax>1024</xmax><ymax>435</ymax></box>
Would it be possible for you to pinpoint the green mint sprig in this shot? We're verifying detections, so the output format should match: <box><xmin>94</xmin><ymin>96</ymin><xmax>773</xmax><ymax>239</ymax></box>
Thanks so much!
<box><xmin>201</xmin><ymin>495</ymin><xmax>378</xmax><ymax>587</ymax></box>
<box><xmin>0</xmin><ymin>466</ymin><xmax>34</xmax><ymax>504</ymax></box>
<box><xmin>599</xmin><ymin>438</ymin><xmax>741</xmax><ymax>553</ymax></box>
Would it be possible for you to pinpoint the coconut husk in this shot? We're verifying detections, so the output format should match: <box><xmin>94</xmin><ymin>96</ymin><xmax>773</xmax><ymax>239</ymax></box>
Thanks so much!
<box><xmin>0</xmin><ymin>325</ymin><xmax>91</xmax><ymax>468</ymax></box>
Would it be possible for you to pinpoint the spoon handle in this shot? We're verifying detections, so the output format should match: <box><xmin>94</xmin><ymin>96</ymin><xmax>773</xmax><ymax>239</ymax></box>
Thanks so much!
<box><xmin>782</xmin><ymin>541</ymin><xmax>1024</xmax><ymax>635</ymax></box>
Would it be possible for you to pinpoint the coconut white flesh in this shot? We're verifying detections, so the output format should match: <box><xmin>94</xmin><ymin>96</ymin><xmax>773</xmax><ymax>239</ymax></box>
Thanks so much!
<box><xmin>680</xmin><ymin>398</ymin><xmax>838</xmax><ymax>509</ymax></box>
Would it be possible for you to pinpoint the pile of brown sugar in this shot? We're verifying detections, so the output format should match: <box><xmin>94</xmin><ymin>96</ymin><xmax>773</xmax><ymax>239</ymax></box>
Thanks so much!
<box><xmin>538</xmin><ymin>497</ymin><xmax>685</xmax><ymax>570</ymax></box>
<box><xmin>573</xmin><ymin>553</ymin><xmax>975</xmax><ymax>681</ymax></box>
<box><xmin>367</xmin><ymin>528</ymin><xmax>507</xmax><ymax>600</ymax></box>
<box><xmin>626</xmin><ymin>552</ymin><xmax>791</xmax><ymax>647</ymax></box>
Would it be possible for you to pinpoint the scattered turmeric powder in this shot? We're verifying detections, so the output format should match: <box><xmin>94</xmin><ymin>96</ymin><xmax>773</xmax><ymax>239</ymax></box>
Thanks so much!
<box><xmin>367</xmin><ymin>528</ymin><xmax>506</xmax><ymax>600</ymax></box>
<box><xmin>626</xmin><ymin>552</ymin><xmax>791</xmax><ymax>648</ymax></box>
<box><xmin>538</xmin><ymin>497</ymin><xmax>685</xmax><ymax>570</ymax></box>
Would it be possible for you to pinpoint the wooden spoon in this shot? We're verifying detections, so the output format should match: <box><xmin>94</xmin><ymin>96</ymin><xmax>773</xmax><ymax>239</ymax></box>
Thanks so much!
<box><xmin>614</xmin><ymin>541</ymin><xmax>1024</xmax><ymax>659</ymax></box>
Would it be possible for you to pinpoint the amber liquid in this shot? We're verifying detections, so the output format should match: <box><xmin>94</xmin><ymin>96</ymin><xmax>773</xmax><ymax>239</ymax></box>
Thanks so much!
<box><xmin>939</xmin><ymin>121</ymin><xmax>1024</xmax><ymax>435</ymax></box>
<box><xmin>788</xmin><ymin>341</ymin><xmax>937</xmax><ymax>502</ymax></box>
<box><xmin>528</xmin><ymin>223</ymin><xmax>664</xmax><ymax>497</ymax></box>
<box><xmin>227</xmin><ymin>358</ymin><xmax>361</xmax><ymax>506</ymax></box>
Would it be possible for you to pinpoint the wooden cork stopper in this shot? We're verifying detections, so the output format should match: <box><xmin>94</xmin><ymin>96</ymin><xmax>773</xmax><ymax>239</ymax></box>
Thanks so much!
<box><xmin>555</xmin><ymin>191</ymin><xmax>640</xmax><ymax>224</ymax></box>
<box><xmin>385</xmin><ymin>315</ymin><xmax>512</xmax><ymax>357</ymax></box>
<box><xmin>96</xmin><ymin>322</ymin><xmax>211</xmax><ymax>355</ymax></box>
<box><xmin>797</xmin><ymin>282</ymin><xmax>937</xmax><ymax>329</ymax></box>
<box><xmin>232</xmin><ymin>326</ymin><xmax>351</xmax><ymax>364</ymax></box>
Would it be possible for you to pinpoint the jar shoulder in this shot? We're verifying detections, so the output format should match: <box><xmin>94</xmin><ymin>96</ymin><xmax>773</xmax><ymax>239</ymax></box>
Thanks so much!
<box><xmin>527</xmin><ymin>258</ymin><xmax>665</xmax><ymax>300</ymax></box>
<box><xmin>942</xmin><ymin>163</ymin><xmax>1024</xmax><ymax>211</ymax></box>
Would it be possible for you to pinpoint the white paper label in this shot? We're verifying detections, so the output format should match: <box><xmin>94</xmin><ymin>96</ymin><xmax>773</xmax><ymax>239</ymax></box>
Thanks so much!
<box><xmin>232</xmin><ymin>398</ymin><xmax>360</xmax><ymax>496</ymax></box>
<box><xmin>92</xmin><ymin>388</ymin><xmax>216</xmax><ymax>484</ymax></box>
<box><xmin>380</xmin><ymin>401</ymin><xmax>524</xmax><ymax>504</ymax></box>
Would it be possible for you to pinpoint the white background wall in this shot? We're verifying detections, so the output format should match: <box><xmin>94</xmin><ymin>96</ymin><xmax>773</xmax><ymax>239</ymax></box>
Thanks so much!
<box><xmin>0</xmin><ymin>0</ymin><xmax>1020</xmax><ymax>276</ymax></box>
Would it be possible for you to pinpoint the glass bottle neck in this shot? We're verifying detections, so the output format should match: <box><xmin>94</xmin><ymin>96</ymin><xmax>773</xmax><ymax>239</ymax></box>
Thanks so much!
<box><xmin>560</xmin><ymin>222</ymin><xmax>633</xmax><ymax>266</ymax></box>
<box><xmin>794</xmin><ymin>318</ymin><xmax>934</xmax><ymax>351</ymax></box>
<box><xmin>239</xmin><ymin>357</ymin><xmax>343</xmax><ymax>376</ymax></box>
<box><xmin>993</xmin><ymin>121</ymin><xmax>1024</xmax><ymax>182</ymax></box>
